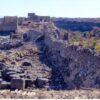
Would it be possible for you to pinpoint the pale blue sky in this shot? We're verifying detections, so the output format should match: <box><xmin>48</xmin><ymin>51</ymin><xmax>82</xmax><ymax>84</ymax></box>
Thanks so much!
<box><xmin>0</xmin><ymin>0</ymin><xmax>100</xmax><ymax>18</ymax></box>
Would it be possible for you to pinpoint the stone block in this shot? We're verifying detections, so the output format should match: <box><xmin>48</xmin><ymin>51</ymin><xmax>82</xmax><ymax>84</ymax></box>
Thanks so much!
<box><xmin>11</xmin><ymin>78</ymin><xmax>25</xmax><ymax>90</ymax></box>
<box><xmin>9</xmin><ymin>74</ymin><xmax>20</xmax><ymax>81</ymax></box>
<box><xmin>0</xmin><ymin>81</ymin><xmax>11</xmax><ymax>89</ymax></box>
<box><xmin>34</xmin><ymin>77</ymin><xmax>49</xmax><ymax>88</ymax></box>
<box><xmin>25</xmin><ymin>78</ymin><xmax>34</xmax><ymax>88</ymax></box>
<box><xmin>6</xmin><ymin>72</ymin><xmax>17</xmax><ymax>76</ymax></box>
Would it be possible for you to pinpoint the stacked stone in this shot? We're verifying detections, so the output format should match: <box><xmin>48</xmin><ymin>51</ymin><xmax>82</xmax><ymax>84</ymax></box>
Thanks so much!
<box><xmin>0</xmin><ymin>62</ymin><xmax>50</xmax><ymax>90</ymax></box>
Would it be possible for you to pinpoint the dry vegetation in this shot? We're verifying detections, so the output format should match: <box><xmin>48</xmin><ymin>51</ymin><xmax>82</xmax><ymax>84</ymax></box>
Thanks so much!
<box><xmin>70</xmin><ymin>33</ymin><xmax>100</xmax><ymax>52</ymax></box>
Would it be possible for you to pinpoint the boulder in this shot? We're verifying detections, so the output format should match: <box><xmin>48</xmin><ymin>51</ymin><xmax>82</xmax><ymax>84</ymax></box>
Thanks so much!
<box><xmin>6</xmin><ymin>72</ymin><xmax>17</xmax><ymax>76</ymax></box>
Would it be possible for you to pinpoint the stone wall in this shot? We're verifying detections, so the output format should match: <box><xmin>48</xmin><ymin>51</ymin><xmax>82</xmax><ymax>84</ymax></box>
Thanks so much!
<box><xmin>24</xmin><ymin>30</ymin><xmax>44</xmax><ymax>42</ymax></box>
<box><xmin>0</xmin><ymin>16</ymin><xmax>18</xmax><ymax>33</ymax></box>
<box><xmin>44</xmin><ymin>32</ymin><xmax>100</xmax><ymax>89</ymax></box>
<box><xmin>28</xmin><ymin>13</ymin><xmax>51</xmax><ymax>22</ymax></box>
<box><xmin>23</xmin><ymin>22</ymin><xmax>100</xmax><ymax>89</ymax></box>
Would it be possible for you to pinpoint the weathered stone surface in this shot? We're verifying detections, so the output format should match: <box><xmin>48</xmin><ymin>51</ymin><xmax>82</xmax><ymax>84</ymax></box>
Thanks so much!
<box><xmin>35</xmin><ymin>77</ymin><xmax>49</xmax><ymax>88</ymax></box>
<box><xmin>23</xmin><ymin>33</ymin><xmax>30</xmax><ymax>42</ymax></box>
<box><xmin>2</xmin><ymin>67</ymin><xmax>24</xmax><ymax>74</ymax></box>
<box><xmin>0</xmin><ymin>16</ymin><xmax>18</xmax><ymax>36</ymax></box>
<box><xmin>11</xmin><ymin>78</ymin><xmax>25</xmax><ymax>90</ymax></box>
<box><xmin>25</xmin><ymin>78</ymin><xmax>34</xmax><ymax>88</ymax></box>
<box><xmin>0</xmin><ymin>81</ymin><xmax>11</xmax><ymax>89</ymax></box>
<box><xmin>9</xmin><ymin>74</ymin><xmax>20</xmax><ymax>80</ymax></box>
<box><xmin>43</xmin><ymin>29</ymin><xmax>100</xmax><ymax>89</ymax></box>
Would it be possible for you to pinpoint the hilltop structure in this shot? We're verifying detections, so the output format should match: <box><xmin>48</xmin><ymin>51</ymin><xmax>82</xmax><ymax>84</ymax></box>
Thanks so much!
<box><xmin>0</xmin><ymin>12</ymin><xmax>99</xmax><ymax>91</ymax></box>
<box><xmin>0</xmin><ymin>16</ymin><xmax>18</xmax><ymax>36</ymax></box>
<box><xmin>28</xmin><ymin>13</ymin><xmax>51</xmax><ymax>22</ymax></box>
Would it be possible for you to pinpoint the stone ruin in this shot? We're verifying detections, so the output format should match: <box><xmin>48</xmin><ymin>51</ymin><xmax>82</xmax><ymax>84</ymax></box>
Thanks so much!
<box><xmin>28</xmin><ymin>13</ymin><xmax>51</xmax><ymax>22</ymax></box>
<box><xmin>0</xmin><ymin>61</ymin><xmax>50</xmax><ymax>90</ymax></box>
<box><xmin>25</xmin><ymin>21</ymin><xmax>100</xmax><ymax>90</ymax></box>
<box><xmin>0</xmin><ymin>13</ymin><xmax>99</xmax><ymax>90</ymax></box>
<box><xmin>0</xmin><ymin>13</ymin><xmax>51</xmax><ymax>36</ymax></box>
<box><xmin>44</xmin><ymin>29</ymin><xmax>100</xmax><ymax>89</ymax></box>
<box><xmin>0</xmin><ymin>16</ymin><xmax>18</xmax><ymax>36</ymax></box>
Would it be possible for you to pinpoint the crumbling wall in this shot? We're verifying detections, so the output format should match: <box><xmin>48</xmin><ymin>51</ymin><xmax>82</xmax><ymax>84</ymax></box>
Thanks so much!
<box><xmin>44</xmin><ymin>33</ymin><xmax>100</xmax><ymax>89</ymax></box>
<box><xmin>28</xmin><ymin>13</ymin><xmax>51</xmax><ymax>22</ymax></box>
<box><xmin>24</xmin><ymin>22</ymin><xmax>100</xmax><ymax>89</ymax></box>
<box><xmin>0</xmin><ymin>16</ymin><xmax>18</xmax><ymax>31</ymax></box>
<box><xmin>1</xmin><ymin>13</ymin><xmax>100</xmax><ymax>90</ymax></box>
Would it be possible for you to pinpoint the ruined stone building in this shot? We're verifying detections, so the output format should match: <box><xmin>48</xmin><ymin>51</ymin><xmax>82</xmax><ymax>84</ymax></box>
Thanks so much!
<box><xmin>28</xmin><ymin>13</ymin><xmax>51</xmax><ymax>22</ymax></box>
<box><xmin>18</xmin><ymin>17</ymin><xmax>27</xmax><ymax>25</ymax></box>
<box><xmin>0</xmin><ymin>16</ymin><xmax>18</xmax><ymax>35</ymax></box>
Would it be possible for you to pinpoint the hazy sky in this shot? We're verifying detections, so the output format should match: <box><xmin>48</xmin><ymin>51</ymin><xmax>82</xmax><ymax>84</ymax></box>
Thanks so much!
<box><xmin>0</xmin><ymin>0</ymin><xmax>100</xmax><ymax>18</ymax></box>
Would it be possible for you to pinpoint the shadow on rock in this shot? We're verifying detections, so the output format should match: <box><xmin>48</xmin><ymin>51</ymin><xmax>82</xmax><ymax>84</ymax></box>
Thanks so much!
<box><xmin>35</xmin><ymin>37</ymin><xmax>68</xmax><ymax>90</ymax></box>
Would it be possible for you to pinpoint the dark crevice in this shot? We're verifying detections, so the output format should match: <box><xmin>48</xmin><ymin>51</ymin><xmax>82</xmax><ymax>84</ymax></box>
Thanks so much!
<box><xmin>35</xmin><ymin>39</ymin><xmax>68</xmax><ymax>90</ymax></box>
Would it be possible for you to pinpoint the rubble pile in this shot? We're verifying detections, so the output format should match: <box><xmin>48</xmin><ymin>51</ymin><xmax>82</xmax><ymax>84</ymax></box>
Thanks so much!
<box><xmin>0</xmin><ymin>42</ymin><xmax>51</xmax><ymax>90</ymax></box>
<box><xmin>0</xmin><ymin>39</ymin><xmax>23</xmax><ymax>50</ymax></box>
<box><xmin>44</xmin><ymin>29</ymin><xmax>100</xmax><ymax>89</ymax></box>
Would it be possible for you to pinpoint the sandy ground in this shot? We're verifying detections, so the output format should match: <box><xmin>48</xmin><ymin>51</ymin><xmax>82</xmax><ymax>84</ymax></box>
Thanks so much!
<box><xmin>0</xmin><ymin>89</ymin><xmax>100</xmax><ymax>99</ymax></box>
